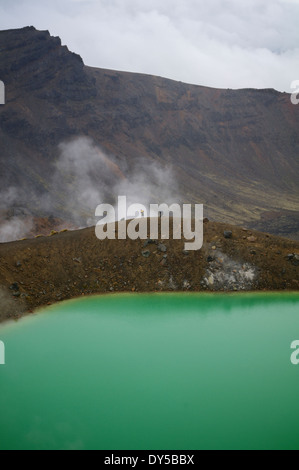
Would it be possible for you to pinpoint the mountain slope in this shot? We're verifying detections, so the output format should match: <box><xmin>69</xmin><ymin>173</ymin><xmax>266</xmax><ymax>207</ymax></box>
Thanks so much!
<box><xmin>0</xmin><ymin>27</ymin><xmax>299</xmax><ymax>239</ymax></box>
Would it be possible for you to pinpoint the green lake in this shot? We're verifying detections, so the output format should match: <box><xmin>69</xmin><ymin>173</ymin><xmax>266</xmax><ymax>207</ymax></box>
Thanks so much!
<box><xmin>0</xmin><ymin>293</ymin><xmax>299</xmax><ymax>450</ymax></box>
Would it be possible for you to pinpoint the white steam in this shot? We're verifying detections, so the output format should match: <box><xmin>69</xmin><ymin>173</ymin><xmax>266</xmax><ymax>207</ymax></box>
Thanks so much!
<box><xmin>0</xmin><ymin>187</ymin><xmax>33</xmax><ymax>243</ymax></box>
<box><xmin>0</xmin><ymin>218</ymin><xmax>33</xmax><ymax>243</ymax></box>
<box><xmin>53</xmin><ymin>137</ymin><xmax>180</xmax><ymax>227</ymax></box>
<box><xmin>0</xmin><ymin>137</ymin><xmax>180</xmax><ymax>242</ymax></box>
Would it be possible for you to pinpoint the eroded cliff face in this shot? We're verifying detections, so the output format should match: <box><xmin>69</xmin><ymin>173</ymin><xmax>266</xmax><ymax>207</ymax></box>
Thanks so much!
<box><xmin>0</xmin><ymin>27</ymin><xmax>96</xmax><ymax>98</ymax></box>
<box><xmin>0</xmin><ymin>27</ymin><xmax>299</xmax><ymax>239</ymax></box>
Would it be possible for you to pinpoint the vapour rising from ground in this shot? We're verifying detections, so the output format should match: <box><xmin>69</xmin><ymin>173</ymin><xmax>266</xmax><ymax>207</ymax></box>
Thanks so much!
<box><xmin>0</xmin><ymin>137</ymin><xmax>181</xmax><ymax>242</ymax></box>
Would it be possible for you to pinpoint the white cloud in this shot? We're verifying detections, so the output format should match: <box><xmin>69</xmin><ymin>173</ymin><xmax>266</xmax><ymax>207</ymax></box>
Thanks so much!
<box><xmin>0</xmin><ymin>0</ymin><xmax>299</xmax><ymax>91</ymax></box>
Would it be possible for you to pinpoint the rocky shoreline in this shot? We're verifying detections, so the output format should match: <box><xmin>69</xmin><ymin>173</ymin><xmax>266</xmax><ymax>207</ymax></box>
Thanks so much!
<box><xmin>0</xmin><ymin>220</ymin><xmax>298</xmax><ymax>323</ymax></box>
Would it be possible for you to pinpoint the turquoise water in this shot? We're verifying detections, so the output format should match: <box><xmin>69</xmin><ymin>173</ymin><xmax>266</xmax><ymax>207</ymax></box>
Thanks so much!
<box><xmin>0</xmin><ymin>293</ymin><xmax>299</xmax><ymax>450</ymax></box>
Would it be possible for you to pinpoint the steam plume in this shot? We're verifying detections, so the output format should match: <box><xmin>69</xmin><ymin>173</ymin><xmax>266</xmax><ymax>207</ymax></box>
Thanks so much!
<box><xmin>0</xmin><ymin>137</ymin><xmax>181</xmax><ymax>242</ymax></box>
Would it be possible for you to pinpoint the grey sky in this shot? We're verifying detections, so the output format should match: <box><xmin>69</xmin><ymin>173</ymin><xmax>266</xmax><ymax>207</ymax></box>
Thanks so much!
<box><xmin>0</xmin><ymin>0</ymin><xmax>299</xmax><ymax>91</ymax></box>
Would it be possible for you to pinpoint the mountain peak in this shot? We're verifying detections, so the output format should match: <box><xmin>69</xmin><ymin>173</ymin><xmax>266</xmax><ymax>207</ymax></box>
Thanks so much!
<box><xmin>0</xmin><ymin>26</ymin><xmax>95</xmax><ymax>99</ymax></box>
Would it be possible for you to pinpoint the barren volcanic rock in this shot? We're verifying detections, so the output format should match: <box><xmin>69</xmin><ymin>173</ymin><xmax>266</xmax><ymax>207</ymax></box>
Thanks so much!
<box><xmin>0</xmin><ymin>27</ymin><xmax>299</xmax><ymax>238</ymax></box>
<box><xmin>0</xmin><ymin>221</ymin><xmax>298</xmax><ymax>322</ymax></box>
